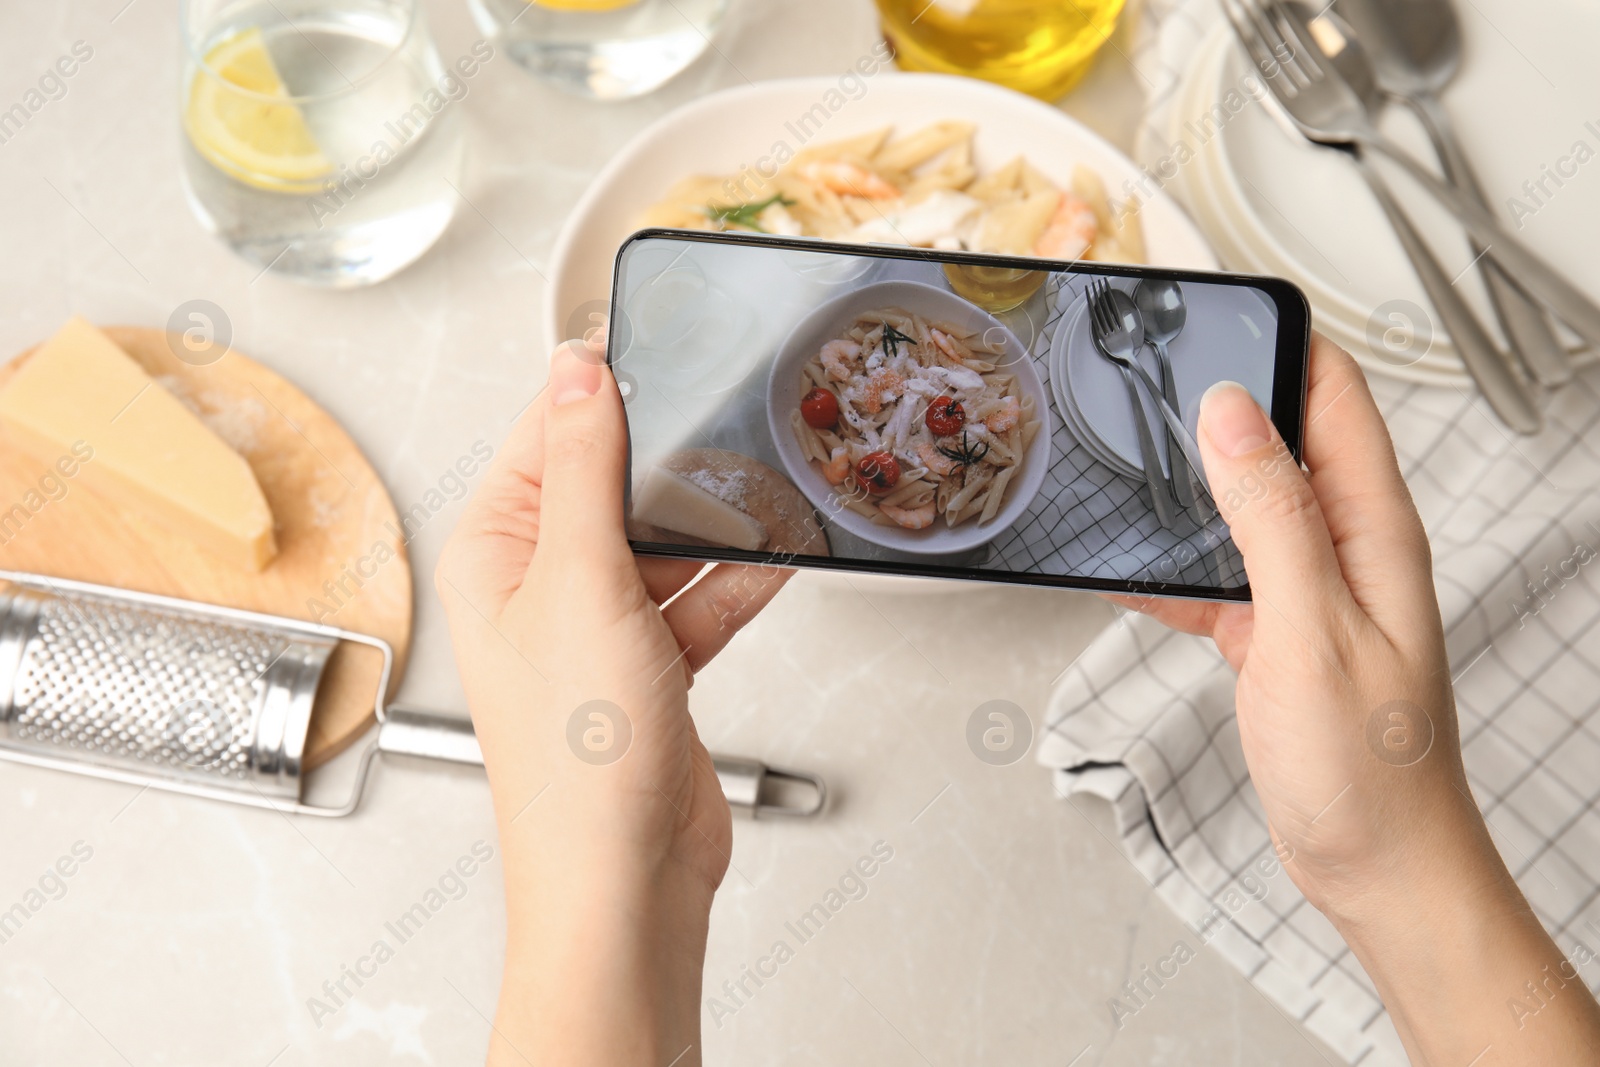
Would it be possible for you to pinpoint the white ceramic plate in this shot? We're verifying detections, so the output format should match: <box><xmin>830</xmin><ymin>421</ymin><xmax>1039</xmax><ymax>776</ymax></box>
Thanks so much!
<box><xmin>1175</xmin><ymin>10</ymin><xmax>1598</xmax><ymax>383</ymax></box>
<box><xmin>767</xmin><ymin>280</ymin><xmax>1051</xmax><ymax>554</ymax></box>
<box><xmin>542</xmin><ymin>72</ymin><xmax>1219</xmax><ymax>354</ymax></box>
<box><xmin>1170</xmin><ymin>31</ymin><xmax>1472</xmax><ymax>384</ymax></box>
<box><xmin>1047</xmin><ymin>298</ymin><xmax>1142</xmax><ymax>479</ymax></box>
<box><xmin>1166</xmin><ymin>83</ymin><xmax>1422</xmax><ymax>383</ymax></box>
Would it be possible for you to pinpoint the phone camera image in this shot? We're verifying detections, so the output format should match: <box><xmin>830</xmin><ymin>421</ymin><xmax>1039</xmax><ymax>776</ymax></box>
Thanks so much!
<box><xmin>611</xmin><ymin>232</ymin><xmax>1307</xmax><ymax>600</ymax></box>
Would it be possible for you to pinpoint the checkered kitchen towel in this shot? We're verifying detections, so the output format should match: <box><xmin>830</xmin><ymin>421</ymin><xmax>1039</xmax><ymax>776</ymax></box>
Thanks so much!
<box><xmin>1037</xmin><ymin>4</ymin><xmax>1600</xmax><ymax>1063</ymax></box>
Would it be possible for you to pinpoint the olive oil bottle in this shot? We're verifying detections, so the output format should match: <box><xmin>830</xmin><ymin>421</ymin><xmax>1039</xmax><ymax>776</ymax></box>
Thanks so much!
<box><xmin>876</xmin><ymin>0</ymin><xmax>1128</xmax><ymax>100</ymax></box>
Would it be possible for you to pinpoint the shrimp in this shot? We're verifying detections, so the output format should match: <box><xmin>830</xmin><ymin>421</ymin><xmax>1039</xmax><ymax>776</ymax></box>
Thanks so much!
<box><xmin>822</xmin><ymin>446</ymin><xmax>851</xmax><ymax>485</ymax></box>
<box><xmin>984</xmin><ymin>396</ymin><xmax>1021</xmax><ymax>433</ymax></box>
<box><xmin>797</xmin><ymin>160</ymin><xmax>901</xmax><ymax>200</ymax></box>
<box><xmin>929</xmin><ymin>327</ymin><xmax>968</xmax><ymax>365</ymax></box>
<box><xmin>880</xmin><ymin>500</ymin><xmax>937</xmax><ymax>530</ymax></box>
<box><xmin>1033</xmin><ymin>192</ymin><xmax>1097</xmax><ymax>260</ymax></box>
<box><xmin>819</xmin><ymin>338</ymin><xmax>862</xmax><ymax>381</ymax></box>
<box><xmin>915</xmin><ymin>440</ymin><xmax>958</xmax><ymax>477</ymax></box>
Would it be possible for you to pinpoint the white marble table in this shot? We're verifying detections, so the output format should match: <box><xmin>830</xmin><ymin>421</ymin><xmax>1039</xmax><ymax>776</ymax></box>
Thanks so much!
<box><xmin>0</xmin><ymin>1</ymin><xmax>1335</xmax><ymax>1061</ymax></box>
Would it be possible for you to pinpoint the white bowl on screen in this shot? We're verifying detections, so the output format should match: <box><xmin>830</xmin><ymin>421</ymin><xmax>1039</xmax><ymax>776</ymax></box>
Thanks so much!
<box><xmin>767</xmin><ymin>280</ymin><xmax>1052</xmax><ymax>555</ymax></box>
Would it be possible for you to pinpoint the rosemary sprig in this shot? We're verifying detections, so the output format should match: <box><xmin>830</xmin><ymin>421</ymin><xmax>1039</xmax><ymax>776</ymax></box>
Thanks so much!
<box><xmin>881</xmin><ymin>323</ymin><xmax>917</xmax><ymax>359</ymax></box>
<box><xmin>704</xmin><ymin>193</ymin><xmax>796</xmax><ymax>233</ymax></box>
<box><xmin>936</xmin><ymin>430</ymin><xmax>990</xmax><ymax>467</ymax></box>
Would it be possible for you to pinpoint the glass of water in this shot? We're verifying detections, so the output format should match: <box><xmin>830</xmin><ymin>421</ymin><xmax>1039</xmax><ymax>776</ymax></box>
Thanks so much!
<box><xmin>468</xmin><ymin>0</ymin><xmax>729</xmax><ymax>100</ymax></box>
<box><xmin>179</xmin><ymin>0</ymin><xmax>467</xmax><ymax>287</ymax></box>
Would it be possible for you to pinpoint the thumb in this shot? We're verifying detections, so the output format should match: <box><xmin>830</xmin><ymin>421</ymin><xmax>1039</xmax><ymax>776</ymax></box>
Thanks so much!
<box><xmin>534</xmin><ymin>340</ymin><xmax>635</xmax><ymax>575</ymax></box>
<box><xmin>1199</xmin><ymin>381</ymin><xmax>1349</xmax><ymax>631</ymax></box>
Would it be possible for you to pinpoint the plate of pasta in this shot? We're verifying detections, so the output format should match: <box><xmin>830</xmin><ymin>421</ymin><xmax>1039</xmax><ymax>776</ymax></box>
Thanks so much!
<box><xmin>541</xmin><ymin>72</ymin><xmax>1218</xmax><ymax>353</ymax></box>
<box><xmin>769</xmin><ymin>280</ymin><xmax>1051</xmax><ymax>554</ymax></box>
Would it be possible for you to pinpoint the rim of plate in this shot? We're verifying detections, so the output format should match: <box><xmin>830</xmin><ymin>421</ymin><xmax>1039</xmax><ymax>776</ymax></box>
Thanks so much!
<box><xmin>1048</xmin><ymin>296</ymin><xmax>1142</xmax><ymax>478</ymax></box>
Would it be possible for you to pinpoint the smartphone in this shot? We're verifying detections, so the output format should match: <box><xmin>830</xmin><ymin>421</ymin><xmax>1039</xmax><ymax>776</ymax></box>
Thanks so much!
<box><xmin>607</xmin><ymin>229</ymin><xmax>1309</xmax><ymax>601</ymax></box>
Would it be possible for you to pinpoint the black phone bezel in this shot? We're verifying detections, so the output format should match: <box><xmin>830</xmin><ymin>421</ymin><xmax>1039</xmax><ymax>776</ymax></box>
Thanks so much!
<box><xmin>608</xmin><ymin>227</ymin><xmax>1312</xmax><ymax>603</ymax></box>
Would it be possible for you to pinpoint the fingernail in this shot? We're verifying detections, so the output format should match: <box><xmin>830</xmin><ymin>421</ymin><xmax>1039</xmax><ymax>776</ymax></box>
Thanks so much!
<box><xmin>1200</xmin><ymin>381</ymin><xmax>1272</xmax><ymax>457</ymax></box>
<box><xmin>550</xmin><ymin>340</ymin><xmax>602</xmax><ymax>406</ymax></box>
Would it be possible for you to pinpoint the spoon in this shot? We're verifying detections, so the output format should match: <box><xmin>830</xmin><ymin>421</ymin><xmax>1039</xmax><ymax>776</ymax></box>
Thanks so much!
<box><xmin>1133</xmin><ymin>279</ymin><xmax>1195</xmax><ymax>510</ymax></box>
<box><xmin>1333</xmin><ymin>0</ymin><xmax>1571</xmax><ymax>385</ymax></box>
<box><xmin>1283</xmin><ymin>2</ymin><xmax>1540</xmax><ymax>433</ymax></box>
<box><xmin>1088</xmin><ymin>280</ymin><xmax>1176</xmax><ymax>527</ymax></box>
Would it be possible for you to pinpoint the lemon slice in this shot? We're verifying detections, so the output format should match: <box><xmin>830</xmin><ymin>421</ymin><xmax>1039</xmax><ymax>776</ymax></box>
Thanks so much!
<box><xmin>186</xmin><ymin>28</ymin><xmax>332</xmax><ymax>192</ymax></box>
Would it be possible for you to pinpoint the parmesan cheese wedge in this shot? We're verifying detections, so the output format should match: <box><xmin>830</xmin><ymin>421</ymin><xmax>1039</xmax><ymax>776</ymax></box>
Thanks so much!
<box><xmin>631</xmin><ymin>467</ymin><xmax>767</xmax><ymax>551</ymax></box>
<box><xmin>0</xmin><ymin>317</ymin><xmax>278</xmax><ymax>570</ymax></box>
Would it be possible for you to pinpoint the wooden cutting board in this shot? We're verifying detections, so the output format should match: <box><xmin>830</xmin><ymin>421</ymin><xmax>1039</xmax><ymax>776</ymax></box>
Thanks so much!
<box><xmin>0</xmin><ymin>326</ymin><xmax>411</xmax><ymax>768</ymax></box>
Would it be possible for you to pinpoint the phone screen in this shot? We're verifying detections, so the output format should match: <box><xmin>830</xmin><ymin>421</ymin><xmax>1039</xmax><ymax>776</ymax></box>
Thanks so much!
<box><xmin>609</xmin><ymin>230</ymin><xmax>1309</xmax><ymax>600</ymax></box>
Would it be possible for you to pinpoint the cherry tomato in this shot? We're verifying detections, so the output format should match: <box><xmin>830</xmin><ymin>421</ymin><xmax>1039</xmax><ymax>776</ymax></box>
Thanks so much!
<box><xmin>925</xmin><ymin>396</ymin><xmax>965</xmax><ymax>437</ymax></box>
<box><xmin>856</xmin><ymin>451</ymin><xmax>901</xmax><ymax>495</ymax></box>
<box><xmin>800</xmin><ymin>387</ymin><xmax>839</xmax><ymax>430</ymax></box>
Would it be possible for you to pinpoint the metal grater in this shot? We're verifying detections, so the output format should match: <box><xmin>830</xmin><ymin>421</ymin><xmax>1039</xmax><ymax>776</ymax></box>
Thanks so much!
<box><xmin>0</xmin><ymin>570</ymin><xmax>824</xmax><ymax>818</ymax></box>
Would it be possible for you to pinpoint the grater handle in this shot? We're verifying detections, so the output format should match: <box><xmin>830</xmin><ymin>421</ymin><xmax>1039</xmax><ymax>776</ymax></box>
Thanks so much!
<box><xmin>378</xmin><ymin>705</ymin><xmax>483</xmax><ymax>764</ymax></box>
<box><xmin>371</xmin><ymin>705</ymin><xmax>825</xmax><ymax>818</ymax></box>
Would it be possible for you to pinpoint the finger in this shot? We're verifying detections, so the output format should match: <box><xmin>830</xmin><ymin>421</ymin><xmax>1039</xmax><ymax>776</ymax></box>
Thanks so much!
<box><xmin>1099</xmin><ymin>593</ymin><xmax>1255</xmax><ymax>671</ymax></box>
<box><xmin>1199</xmin><ymin>378</ymin><xmax>1352</xmax><ymax>638</ymax></box>
<box><xmin>1296</xmin><ymin>336</ymin><xmax>1435</xmax><ymax>636</ymax></box>
<box><xmin>532</xmin><ymin>341</ymin><xmax>637</xmax><ymax>582</ymax></box>
<box><xmin>1101</xmin><ymin>592</ymin><xmax>1221</xmax><ymax>637</ymax></box>
<box><xmin>639</xmin><ymin>558</ymin><xmax>706</xmax><ymax>604</ymax></box>
<box><xmin>436</xmin><ymin>389</ymin><xmax>547</xmax><ymax>614</ymax></box>
<box><xmin>661</xmin><ymin>564</ymin><xmax>794</xmax><ymax>673</ymax></box>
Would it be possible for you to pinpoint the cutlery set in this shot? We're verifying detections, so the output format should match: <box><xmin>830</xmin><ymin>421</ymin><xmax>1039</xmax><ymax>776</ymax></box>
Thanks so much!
<box><xmin>1222</xmin><ymin>0</ymin><xmax>1600</xmax><ymax>433</ymax></box>
<box><xmin>1085</xmin><ymin>277</ymin><xmax>1214</xmax><ymax>526</ymax></box>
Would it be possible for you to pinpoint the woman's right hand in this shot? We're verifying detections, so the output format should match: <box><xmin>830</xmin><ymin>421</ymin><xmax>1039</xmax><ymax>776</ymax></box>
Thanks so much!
<box><xmin>1115</xmin><ymin>334</ymin><xmax>1600</xmax><ymax>1064</ymax></box>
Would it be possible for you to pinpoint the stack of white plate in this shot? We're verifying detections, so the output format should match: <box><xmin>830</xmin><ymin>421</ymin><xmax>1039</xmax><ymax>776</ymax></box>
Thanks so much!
<box><xmin>1162</xmin><ymin>10</ymin><xmax>1600</xmax><ymax>386</ymax></box>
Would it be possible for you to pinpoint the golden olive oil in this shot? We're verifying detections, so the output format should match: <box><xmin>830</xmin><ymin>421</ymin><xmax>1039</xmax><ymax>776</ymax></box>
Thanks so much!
<box><xmin>876</xmin><ymin>0</ymin><xmax>1128</xmax><ymax>100</ymax></box>
<box><xmin>942</xmin><ymin>263</ymin><xmax>1047</xmax><ymax>313</ymax></box>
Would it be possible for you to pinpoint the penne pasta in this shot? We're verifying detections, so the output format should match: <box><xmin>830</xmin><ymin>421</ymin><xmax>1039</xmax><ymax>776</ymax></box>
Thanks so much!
<box><xmin>878</xmin><ymin>477</ymin><xmax>931</xmax><ymax>508</ymax></box>
<box><xmin>1071</xmin><ymin>164</ymin><xmax>1114</xmax><ymax>234</ymax></box>
<box><xmin>951</xmin><ymin>498</ymin><xmax>987</xmax><ymax>525</ymax></box>
<box><xmin>980</xmin><ymin>467</ymin><xmax>1016</xmax><ymax>524</ymax></box>
<box><xmin>870</xmin><ymin>121</ymin><xmax>975</xmax><ymax>173</ymax></box>
<box><xmin>946</xmin><ymin>466</ymin><xmax>995</xmax><ymax>513</ymax></box>
<box><xmin>972</xmin><ymin>188</ymin><xmax>1060</xmax><ymax>255</ymax></box>
<box><xmin>790</xmin><ymin>410</ymin><xmax>827</xmax><ymax>464</ymax></box>
<box><xmin>638</xmin><ymin>121</ymin><xmax>1146</xmax><ymax>270</ymax></box>
<box><xmin>1118</xmin><ymin>197</ymin><xmax>1147</xmax><ymax>262</ymax></box>
<box><xmin>1021</xmin><ymin>418</ymin><xmax>1041</xmax><ymax>449</ymax></box>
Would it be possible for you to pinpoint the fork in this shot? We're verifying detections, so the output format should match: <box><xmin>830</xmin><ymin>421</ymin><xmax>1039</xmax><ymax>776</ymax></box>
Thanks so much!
<box><xmin>1221</xmin><ymin>0</ymin><xmax>1600</xmax><ymax>351</ymax></box>
<box><xmin>1228</xmin><ymin>0</ymin><xmax>1541</xmax><ymax>432</ymax></box>
<box><xmin>1087</xmin><ymin>278</ymin><xmax>1179</xmax><ymax>528</ymax></box>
